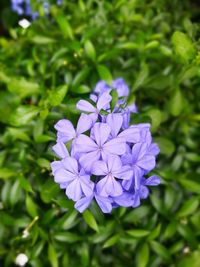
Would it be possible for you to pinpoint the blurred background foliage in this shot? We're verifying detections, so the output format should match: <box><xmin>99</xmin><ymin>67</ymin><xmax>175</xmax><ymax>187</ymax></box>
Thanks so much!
<box><xmin>0</xmin><ymin>0</ymin><xmax>200</xmax><ymax>266</ymax></box>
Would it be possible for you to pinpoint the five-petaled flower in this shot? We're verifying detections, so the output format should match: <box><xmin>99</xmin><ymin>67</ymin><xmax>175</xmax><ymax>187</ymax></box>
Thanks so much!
<box><xmin>51</xmin><ymin>78</ymin><xmax>160</xmax><ymax>213</ymax></box>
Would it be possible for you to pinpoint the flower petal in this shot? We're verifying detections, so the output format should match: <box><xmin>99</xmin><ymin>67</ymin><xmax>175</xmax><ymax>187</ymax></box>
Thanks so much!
<box><xmin>113</xmin><ymin>192</ymin><xmax>134</xmax><ymax>207</ymax></box>
<box><xmin>92</xmin><ymin>160</ymin><xmax>108</xmax><ymax>176</ymax></box>
<box><xmin>131</xmin><ymin>143</ymin><xmax>148</xmax><ymax>162</ymax></box>
<box><xmin>74</xmin><ymin>195</ymin><xmax>93</xmax><ymax>213</ymax></box>
<box><xmin>55</xmin><ymin>119</ymin><xmax>75</xmax><ymax>142</ymax></box>
<box><xmin>115</xmin><ymin>165</ymin><xmax>133</xmax><ymax>180</ymax></box>
<box><xmin>92</xmin><ymin>123</ymin><xmax>111</xmax><ymax>146</ymax></box>
<box><xmin>62</xmin><ymin>157</ymin><xmax>78</xmax><ymax>174</ymax></box>
<box><xmin>52</xmin><ymin>142</ymin><xmax>69</xmax><ymax>159</ymax></box>
<box><xmin>79</xmin><ymin>150</ymin><xmax>101</xmax><ymax>172</ymax></box>
<box><xmin>106</xmin><ymin>113</ymin><xmax>123</xmax><ymax>137</ymax></box>
<box><xmin>76</xmin><ymin>114</ymin><xmax>92</xmax><ymax>135</ymax></box>
<box><xmin>121</xmin><ymin>153</ymin><xmax>133</xmax><ymax>165</ymax></box>
<box><xmin>66</xmin><ymin>179</ymin><xmax>82</xmax><ymax>201</ymax></box>
<box><xmin>95</xmin><ymin>194</ymin><xmax>112</xmax><ymax>213</ymax></box>
<box><xmin>80</xmin><ymin>176</ymin><xmax>94</xmax><ymax>197</ymax></box>
<box><xmin>144</xmin><ymin>175</ymin><xmax>160</xmax><ymax>186</ymax></box>
<box><xmin>148</xmin><ymin>143</ymin><xmax>160</xmax><ymax>156</ymax></box>
<box><xmin>103</xmin><ymin>137</ymin><xmax>126</xmax><ymax>155</ymax></box>
<box><xmin>76</xmin><ymin>134</ymin><xmax>98</xmax><ymax>153</ymax></box>
<box><xmin>94</xmin><ymin>80</ymin><xmax>110</xmax><ymax>94</ymax></box>
<box><xmin>50</xmin><ymin>161</ymin><xmax>62</xmax><ymax>175</ymax></box>
<box><xmin>137</xmin><ymin>155</ymin><xmax>155</xmax><ymax>172</ymax></box>
<box><xmin>96</xmin><ymin>175</ymin><xmax>122</xmax><ymax>197</ymax></box>
<box><xmin>138</xmin><ymin>185</ymin><xmax>149</xmax><ymax>199</ymax></box>
<box><xmin>107</xmin><ymin>155</ymin><xmax>122</xmax><ymax>173</ymax></box>
<box><xmin>112</xmin><ymin>78</ymin><xmax>129</xmax><ymax>97</ymax></box>
<box><xmin>96</xmin><ymin>91</ymin><xmax>112</xmax><ymax>110</ymax></box>
<box><xmin>118</xmin><ymin>127</ymin><xmax>140</xmax><ymax>143</ymax></box>
<box><xmin>54</xmin><ymin>168</ymin><xmax>75</xmax><ymax>183</ymax></box>
<box><xmin>76</xmin><ymin>100</ymin><xmax>96</xmax><ymax>113</ymax></box>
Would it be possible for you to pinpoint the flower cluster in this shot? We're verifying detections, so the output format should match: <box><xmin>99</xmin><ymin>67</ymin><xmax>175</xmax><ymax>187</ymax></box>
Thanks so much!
<box><xmin>11</xmin><ymin>0</ymin><xmax>62</xmax><ymax>20</ymax></box>
<box><xmin>51</xmin><ymin>78</ymin><xmax>160</xmax><ymax>213</ymax></box>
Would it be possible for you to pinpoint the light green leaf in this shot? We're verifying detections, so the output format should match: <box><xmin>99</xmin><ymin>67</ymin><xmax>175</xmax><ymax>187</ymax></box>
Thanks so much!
<box><xmin>9</xmin><ymin>106</ymin><xmax>39</xmax><ymax>126</ymax></box>
<box><xmin>103</xmin><ymin>235</ymin><xmax>119</xmax><ymax>249</ymax></box>
<box><xmin>26</xmin><ymin>194</ymin><xmax>38</xmax><ymax>218</ymax></box>
<box><xmin>83</xmin><ymin>210</ymin><xmax>99</xmax><ymax>232</ymax></box>
<box><xmin>8</xmin><ymin>77</ymin><xmax>40</xmax><ymax>98</ymax></box>
<box><xmin>169</xmin><ymin>89</ymin><xmax>184</xmax><ymax>116</ymax></box>
<box><xmin>48</xmin><ymin>85</ymin><xmax>68</xmax><ymax>106</ymax></box>
<box><xmin>84</xmin><ymin>40</ymin><xmax>96</xmax><ymax>61</ymax></box>
<box><xmin>172</xmin><ymin>31</ymin><xmax>196</xmax><ymax>62</ymax></box>
<box><xmin>154</xmin><ymin>137</ymin><xmax>175</xmax><ymax>156</ymax></box>
<box><xmin>0</xmin><ymin>168</ymin><xmax>16</xmax><ymax>180</ymax></box>
<box><xmin>177</xmin><ymin>198</ymin><xmax>199</xmax><ymax>217</ymax></box>
<box><xmin>48</xmin><ymin>244</ymin><xmax>58</xmax><ymax>267</ymax></box>
<box><xmin>150</xmin><ymin>240</ymin><xmax>171</xmax><ymax>260</ymax></box>
<box><xmin>136</xmin><ymin>243</ymin><xmax>149</xmax><ymax>267</ymax></box>
<box><xmin>126</xmin><ymin>229</ymin><xmax>150</xmax><ymax>238</ymax></box>
<box><xmin>97</xmin><ymin>65</ymin><xmax>112</xmax><ymax>85</ymax></box>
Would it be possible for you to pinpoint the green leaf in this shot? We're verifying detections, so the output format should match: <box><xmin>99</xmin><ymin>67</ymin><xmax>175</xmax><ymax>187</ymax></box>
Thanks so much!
<box><xmin>144</xmin><ymin>40</ymin><xmax>159</xmax><ymax>50</ymax></box>
<box><xmin>150</xmin><ymin>240</ymin><xmax>171</xmax><ymax>260</ymax></box>
<box><xmin>172</xmin><ymin>31</ymin><xmax>196</xmax><ymax>62</ymax></box>
<box><xmin>126</xmin><ymin>229</ymin><xmax>149</xmax><ymax>238</ymax></box>
<box><xmin>19</xmin><ymin>175</ymin><xmax>33</xmax><ymax>193</ymax></box>
<box><xmin>48</xmin><ymin>244</ymin><xmax>58</xmax><ymax>267</ymax></box>
<box><xmin>0</xmin><ymin>168</ymin><xmax>16</xmax><ymax>180</ymax></box>
<box><xmin>147</xmin><ymin>224</ymin><xmax>161</xmax><ymax>241</ymax></box>
<box><xmin>84</xmin><ymin>40</ymin><xmax>96</xmax><ymax>61</ymax></box>
<box><xmin>40</xmin><ymin>180</ymin><xmax>60</xmax><ymax>204</ymax></box>
<box><xmin>54</xmin><ymin>232</ymin><xmax>81</xmax><ymax>243</ymax></box>
<box><xmin>83</xmin><ymin>210</ymin><xmax>99</xmax><ymax>232</ymax></box>
<box><xmin>177</xmin><ymin>198</ymin><xmax>199</xmax><ymax>217</ymax></box>
<box><xmin>103</xmin><ymin>234</ymin><xmax>119</xmax><ymax>249</ymax></box>
<box><xmin>71</xmin><ymin>85</ymin><xmax>91</xmax><ymax>94</ymax></box>
<box><xmin>133</xmin><ymin>62</ymin><xmax>149</xmax><ymax>90</ymax></box>
<box><xmin>97</xmin><ymin>65</ymin><xmax>112</xmax><ymax>85</ymax></box>
<box><xmin>56</xmin><ymin>15</ymin><xmax>74</xmax><ymax>39</ymax></box>
<box><xmin>7</xmin><ymin>77</ymin><xmax>40</xmax><ymax>98</ymax></box>
<box><xmin>110</xmin><ymin>89</ymin><xmax>118</xmax><ymax>111</ymax></box>
<box><xmin>37</xmin><ymin>158</ymin><xmax>50</xmax><ymax>169</ymax></box>
<box><xmin>169</xmin><ymin>89</ymin><xmax>184</xmax><ymax>116</ymax></box>
<box><xmin>48</xmin><ymin>85</ymin><xmax>68</xmax><ymax>106</ymax></box>
<box><xmin>26</xmin><ymin>194</ymin><xmax>38</xmax><ymax>218</ymax></box>
<box><xmin>9</xmin><ymin>106</ymin><xmax>39</xmax><ymax>126</ymax></box>
<box><xmin>146</xmin><ymin>109</ymin><xmax>163</xmax><ymax>131</ymax></box>
<box><xmin>179</xmin><ymin>179</ymin><xmax>200</xmax><ymax>194</ymax></box>
<box><xmin>177</xmin><ymin>250</ymin><xmax>200</xmax><ymax>267</ymax></box>
<box><xmin>136</xmin><ymin>243</ymin><xmax>149</xmax><ymax>267</ymax></box>
<box><xmin>154</xmin><ymin>137</ymin><xmax>175</xmax><ymax>156</ymax></box>
<box><xmin>72</xmin><ymin>67</ymin><xmax>90</xmax><ymax>89</ymax></box>
<box><xmin>31</xmin><ymin>36</ymin><xmax>56</xmax><ymax>44</ymax></box>
<box><xmin>10</xmin><ymin>180</ymin><xmax>22</xmax><ymax>206</ymax></box>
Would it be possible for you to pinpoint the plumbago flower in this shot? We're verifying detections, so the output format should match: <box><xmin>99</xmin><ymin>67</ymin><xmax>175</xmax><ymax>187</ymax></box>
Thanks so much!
<box><xmin>11</xmin><ymin>0</ymin><xmax>62</xmax><ymax>19</ymax></box>
<box><xmin>51</xmin><ymin>78</ymin><xmax>160</xmax><ymax>213</ymax></box>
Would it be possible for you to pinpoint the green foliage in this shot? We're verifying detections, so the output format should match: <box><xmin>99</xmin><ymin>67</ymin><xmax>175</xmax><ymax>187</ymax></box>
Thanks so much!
<box><xmin>0</xmin><ymin>0</ymin><xmax>200</xmax><ymax>266</ymax></box>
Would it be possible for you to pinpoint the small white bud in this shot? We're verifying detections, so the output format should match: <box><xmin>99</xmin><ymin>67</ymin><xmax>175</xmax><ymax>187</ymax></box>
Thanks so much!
<box><xmin>15</xmin><ymin>253</ymin><xmax>28</xmax><ymax>266</ymax></box>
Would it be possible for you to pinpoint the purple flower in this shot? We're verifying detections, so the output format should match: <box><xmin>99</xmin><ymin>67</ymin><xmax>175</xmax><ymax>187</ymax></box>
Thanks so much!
<box><xmin>75</xmin><ymin>188</ymin><xmax>113</xmax><ymax>213</ymax></box>
<box><xmin>76</xmin><ymin>122</ymin><xmax>126</xmax><ymax>171</ymax></box>
<box><xmin>52</xmin><ymin>157</ymin><xmax>94</xmax><ymax>201</ymax></box>
<box><xmin>113</xmin><ymin>78</ymin><xmax>129</xmax><ymax>97</ymax></box>
<box><xmin>92</xmin><ymin>155</ymin><xmax>132</xmax><ymax>197</ymax></box>
<box><xmin>50</xmin><ymin>77</ymin><xmax>160</xmax><ymax>213</ymax></box>
<box><xmin>55</xmin><ymin>114</ymin><xmax>92</xmax><ymax>143</ymax></box>
<box><xmin>77</xmin><ymin>91</ymin><xmax>112</xmax><ymax>123</ymax></box>
<box><xmin>94</xmin><ymin>80</ymin><xmax>111</xmax><ymax>95</ymax></box>
<box><xmin>106</xmin><ymin>113</ymin><xmax>141</xmax><ymax>143</ymax></box>
<box><xmin>52</xmin><ymin>142</ymin><xmax>69</xmax><ymax>159</ymax></box>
